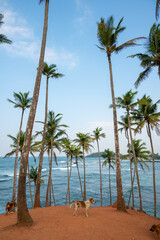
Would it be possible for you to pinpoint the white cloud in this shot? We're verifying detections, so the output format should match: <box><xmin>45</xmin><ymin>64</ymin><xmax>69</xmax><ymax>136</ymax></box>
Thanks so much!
<box><xmin>0</xmin><ymin>3</ymin><xmax>78</xmax><ymax>69</ymax></box>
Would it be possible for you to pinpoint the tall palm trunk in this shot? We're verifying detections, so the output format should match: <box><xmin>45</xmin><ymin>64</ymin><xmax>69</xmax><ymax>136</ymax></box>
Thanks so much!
<box><xmin>128</xmin><ymin>168</ymin><xmax>136</xmax><ymax>206</ymax></box>
<box><xmin>65</xmin><ymin>155</ymin><xmax>70</xmax><ymax>205</ymax></box>
<box><xmin>27</xmin><ymin>162</ymin><xmax>34</xmax><ymax>208</ymax></box>
<box><xmin>51</xmin><ymin>180</ymin><xmax>56</xmax><ymax>205</ymax></box>
<box><xmin>66</xmin><ymin>156</ymin><xmax>73</xmax><ymax>204</ymax></box>
<box><xmin>127</xmin><ymin>110</ymin><xmax>143</xmax><ymax>211</ymax></box>
<box><xmin>83</xmin><ymin>147</ymin><xmax>86</xmax><ymax>201</ymax></box>
<box><xmin>34</xmin><ymin>76</ymin><xmax>49</xmax><ymax>208</ymax></box>
<box><xmin>75</xmin><ymin>157</ymin><xmax>83</xmax><ymax>199</ymax></box>
<box><xmin>148</xmin><ymin>122</ymin><xmax>157</xmax><ymax>217</ymax></box>
<box><xmin>12</xmin><ymin>110</ymin><xmax>24</xmax><ymax>204</ymax></box>
<box><xmin>127</xmin><ymin>130</ymin><xmax>134</xmax><ymax>209</ymax></box>
<box><xmin>17</xmin><ymin>0</ymin><xmax>49</xmax><ymax>225</ymax></box>
<box><xmin>97</xmin><ymin>140</ymin><xmax>103</xmax><ymax>206</ymax></box>
<box><xmin>107</xmin><ymin>54</ymin><xmax>126</xmax><ymax>211</ymax></box>
<box><xmin>109</xmin><ymin>164</ymin><xmax>112</xmax><ymax>205</ymax></box>
<box><xmin>46</xmin><ymin>137</ymin><xmax>53</xmax><ymax>207</ymax></box>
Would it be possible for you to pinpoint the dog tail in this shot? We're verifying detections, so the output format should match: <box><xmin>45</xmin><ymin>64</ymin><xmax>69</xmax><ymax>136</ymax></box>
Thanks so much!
<box><xmin>69</xmin><ymin>201</ymin><xmax>75</xmax><ymax>208</ymax></box>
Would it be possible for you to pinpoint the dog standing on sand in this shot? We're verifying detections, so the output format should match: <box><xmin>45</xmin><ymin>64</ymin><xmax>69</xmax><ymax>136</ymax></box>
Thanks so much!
<box><xmin>69</xmin><ymin>198</ymin><xmax>96</xmax><ymax>217</ymax></box>
<box><xmin>5</xmin><ymin>199</ymin><xmax>17</xmax><ymax>215</ymax></box>
<box><xmin>150</xmin><ymin>224</ymin><xmax>160</xmax><ymax>239</ymax></box>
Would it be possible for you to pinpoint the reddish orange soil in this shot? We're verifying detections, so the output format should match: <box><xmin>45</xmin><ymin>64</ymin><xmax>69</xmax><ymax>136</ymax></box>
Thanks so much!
<box><xmin>0</xmin><ymin>206</ymin><xmax>160</xmax><ymax>240</ymax></box>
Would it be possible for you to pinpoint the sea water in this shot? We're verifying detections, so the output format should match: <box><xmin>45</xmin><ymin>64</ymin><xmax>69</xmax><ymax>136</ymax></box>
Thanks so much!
<box><xmin>0</xmin><ymin>156</ymin><xmax>160</xmax><ymax>218</ymax></box>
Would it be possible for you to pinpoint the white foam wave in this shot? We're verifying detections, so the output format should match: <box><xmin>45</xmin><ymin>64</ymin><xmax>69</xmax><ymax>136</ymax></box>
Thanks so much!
<box><xmin>42</xmin><ymin>168</ymin><xmax>47</xmax><ymax>172</ymax></box>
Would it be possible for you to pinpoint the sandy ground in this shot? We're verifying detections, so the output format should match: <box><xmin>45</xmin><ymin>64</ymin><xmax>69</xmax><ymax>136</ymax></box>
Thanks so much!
<box><xmin>0</xmin><ymin>206</ymin><xmax>160</xmax><ymax>240</ymax></box>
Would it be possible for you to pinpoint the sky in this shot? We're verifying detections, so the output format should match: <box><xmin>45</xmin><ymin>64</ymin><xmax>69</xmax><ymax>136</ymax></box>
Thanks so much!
<box><xmin>0</xmin><ymin>0</ymin><xmax>160</xmax><ymax>157</ymax></box>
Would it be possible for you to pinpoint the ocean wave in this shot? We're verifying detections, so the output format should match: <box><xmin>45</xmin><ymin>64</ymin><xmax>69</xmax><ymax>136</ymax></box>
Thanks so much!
<box><xmin>52</xmin><ymin>167</ymin><xmax>68</xmax><ymax>171</ymax></box>
<box><xmin>42</xmin><ymin>168</ymin><xmax>47</xmax><ymax>172</ymax></box>
<box><xmin>0</xmin><ymin>178</ymin><xmax>11</xmax><ymax>182</ymax></box>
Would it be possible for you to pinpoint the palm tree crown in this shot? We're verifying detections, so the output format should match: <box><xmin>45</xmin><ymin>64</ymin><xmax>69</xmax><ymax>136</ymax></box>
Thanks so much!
<box><xmin>130</xmin><ymin>23</ymin><xmax>160</xmax><ymax>87</ymax></box>
<box><xmin>8</xmin><ymin>92</ymin><xmax>32</xmax><ymax>111</ymax></box>
<box><xmin>133</xmin><ymin>95</ymin><xmax>160</xmax><ymax>134</ymax></box>
<box><xmin>97</xmin><ymin>16</ymin><xmax>144</xmax><ymax>57</ymax></box>
<box><xmin>0</xmin><ymin>13</ymin><xmax>12</xmax><ymax>44</ymax></box>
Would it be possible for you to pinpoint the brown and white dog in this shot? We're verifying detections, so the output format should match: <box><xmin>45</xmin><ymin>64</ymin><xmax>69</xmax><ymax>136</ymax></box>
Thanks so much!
<box><xmin>5</xmin><ymin>200</ymin><xmax>17</xmax><ymax>215</ymax></box>
<box><xmin>69</xmin><ymin>198</ymin><xmax>96</xmax><ymax>217</ymax></box>
<box><xmin>150</xmin><ymin>224</ymin><xmax>160</xmax><ymax>239</ymax></box>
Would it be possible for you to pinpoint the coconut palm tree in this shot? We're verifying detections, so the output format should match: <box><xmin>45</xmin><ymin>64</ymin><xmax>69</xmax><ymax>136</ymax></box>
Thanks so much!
<box><xmin>97</xmin><ymin>16</ymin><xmax>144</xmax><ymax>211</ymax></box>
<box><xmin>45</xmin><ymin>111</ymin><xmax>68</xmax><ymax>207</ymax></box>
<box><xmin>132</xmin><ymin>95</ymin><xmax>160</xmax><ymax>217</ymax></box>
<box><xmin>61</xmin><ymin>138</ymin><xmax>72</xmax><ymax>205</ymax></box>
<box><xmin>73</xmin><ymin>146</ymin><xmax>83</xmax><ymax>199</ymax></box>
<box><xmin>0</xmin><ymin>13</ymin><xmax>12</xmax><ymax>44</ymax></box>
<box><xmin>74</xmin><ymin>133</ymin><xmax>93</xmax><ymax>201</ymax></box>
<box><xmin>35</xmin><ymin>63</ymin><xmax>64</xmax><ymax>208</ymax></box>
<box><xmin>123</xmin><ymin>139</ymin><xmax>150</xmax><ymax>206</ymax></box>
<box><xmin>115</xmin><ymin>90</ymin><xmax>143</xmax><ymax>211</ymax></box>
<box><xmin>4</xmin><ymin>131</ymin><xmax>39</xmax><ymax>208</ymax></box>
<box><xmin>92</xmin><ymin>127</ymin><xmax>105</xmax><ymax>206</ymax></box>
<box><xmin>27</xmin><ymin>166</ymin><xmax>46</xmax><ymax>196</ymax></box>
<box><xmin>64</xmin><ymin>144</ymin><xmax>77</xmax><ymax>205</ymax></box>
<box><xmin>118</xmin><ymin>114</ymin><xmax>135</xmax><ymax>209</ymax></box>
<box><xmin>102</xmin><ymin>149</ymin><xmax>115</xmax><ymax>205</ymax></box>
<box><xmin>130</xmin><ymin>23</ymin><xmax>160</xmax><ymax>88</ymax></box>
<box><xmin>17</xmin><ymin>0</ymin><xmax>49</xmax><ymax>225</ymax></box>
<box><xmin>7</xmin><ymin>92</ymin><xmax>32</xmax><ymax>206</ymax></box>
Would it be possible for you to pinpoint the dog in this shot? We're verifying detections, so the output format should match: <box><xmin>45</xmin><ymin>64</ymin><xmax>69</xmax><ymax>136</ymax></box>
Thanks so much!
<box><xmin>5</xmin><ymin>199</ymin><xmax>17</xmax><ymax>215</ymax></box>
<box><xmin>150</xmin><ymin>224</ymin><xmax>160</xmax><ymax>239</ymax></box>
<box><xmin>69</xmin><ymin>198</ymin><xmax>95</xmax><ymax>217</ymax></box>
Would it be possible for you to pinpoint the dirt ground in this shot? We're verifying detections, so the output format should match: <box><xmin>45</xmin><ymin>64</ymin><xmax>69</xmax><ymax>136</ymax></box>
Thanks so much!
<box><xmin>0</xmin><ymin>206</ymin><xmax>160</xmax><ymax>240</ymax></box>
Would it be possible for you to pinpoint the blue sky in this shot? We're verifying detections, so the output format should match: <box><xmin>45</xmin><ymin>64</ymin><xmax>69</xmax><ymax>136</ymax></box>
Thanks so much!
<box><xmin>0</xmin><ymin>0</ymin><xmax>160</xmax><ymax>156</ymax></box>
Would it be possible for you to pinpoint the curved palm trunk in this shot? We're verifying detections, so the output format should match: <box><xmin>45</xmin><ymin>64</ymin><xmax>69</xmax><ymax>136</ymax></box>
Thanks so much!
<box><xmin>76</xmin><ymin>157</ymin><xmax>83</xmax><ymax>199</ymax></box>
<box><xmin>17</xmin><ymin>0</ymin><xmax>49</xmax><ymax>225</ymax></box>
<box><xmin>127</xmin><ymin>111</ymin><xmax>143</xmax><ymax>211</ymax></box>
<box><xmin>83</xmin><ymin>147</ymin><xmax>86</xmax><ymax>201</ymax></box>
<box><xmin>12</xmin><ymin>110</ymin><xmax>24</xmax><ymax>205</ymax></box>
<box><xmin>127</xmin><ymin>130</ymin><xmax>134</xmax><ymax>209</ymax></box>
<box><xmin>109</xmin><ymin>164</ymin><xmax>112</xmax><ymax>205</ymax></box>
<box><xmin>148</xmin><ymin>122</ymin><xmax>156</xmax><ymax>217</ymax></box>
<box><xmin>97</xmin><ymin>140</ymin><xmax>103</xmax><ymax>206</ymax></box>
<box><xmin>27</xmin><ymin>162</ymin><xmax>34</xmax><ymax>208</ymax></box>
<box><xmin>66</xmin><ymin>156</ymin><xmax>73</xmax><ymax>205</ymax></box>
<box><xmin>107</xmin><ymin>54</ymin><xmax>126</xmax><ymax>211</ymax></box>
<box><xmin>34</xmin><ymin>77</ymin><xmax>49</xmax><ymax>208</ymax></box>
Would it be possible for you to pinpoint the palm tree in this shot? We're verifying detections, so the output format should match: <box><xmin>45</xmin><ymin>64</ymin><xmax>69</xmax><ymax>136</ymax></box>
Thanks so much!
<box><xmin>123</xmin><ymin>139</ymin><xmax>150</xmax><ymax>206</ymax></box>
<box><xmin>64</xmin><ymin>144</ymin><xmax>77</xmax><ymax>205</ymax></box>
<box><xmin>74</xmin><ymin>133</ymin><xmax>93</xmax><ymax>201</ymax></box>
<box><xmin>92</xmin><ymin>127</ymin><xmax>105</xmax><ymax>206</ymax></box>
<box><xmin>130</xmin><ymin>23</ymin><xmax>160</xmax><ymax>88</ymax></box>
<box><xmin>156</xmin><ymin>0</ymin><xmax>160</xmax><ymax>19</ymax></box>
<box><xmin>73</xmin><ymin>146</ymin><xmax>83</xmax><ymax>199</ymax></box>
<box><xmin>132</xmin><ymin>95</ymin><xmax>160</xmax><ymax>217</ymax></box>
<box><xmin>97</xmin><ymin>16</ymin><xmax>144</xmax><ymax>211</ymax></box>
<box><xmin>61</xmin><ymin>138</ymin><xmax>72</xmax><ymax>205</ymax></box>
<box><xmin>118</xmin><ymin>114</ymin><xmax>135</xmax><ymax>209</ymax></box>
<box><xmin>115</xmin><ymin>90</ymin><xmax>143</xmax><ymax>211</ymax></box>
<box><xmin>7</xmin><ymin>92</ymin><xmax>32</xmax><ymax>206</ymax></box>
<box><xmin>45</xmin><ymin>111</ymin><xmax>68</xmax><ymax>207</ymax></box>
<box><xmin>17</xmin><ymin>0</ymin><xmax>49</xmax><ymax>225</ymax></box>
<box><xmin>27</xmin><ymin>166</ymin><xmax>46</xmax><ymax>196</ymax></box>
<box><xmin>34</xmin><ymin>63</ymin><xmax>64</xmax><ymax>208</ymax></box>
<box><xmin>0</xmin><ymin>13</ymin><xmax>12</xmax><ymax>44</ymax></box>
<box><xmin>102</xmin><ymin>149</ymin><xmax>115</xmax><ymax>205</ymax></box>
<box><xmin>4</xmin><ymin>131</ymin><xmax>39</xmax><ymax>208</ymax></box>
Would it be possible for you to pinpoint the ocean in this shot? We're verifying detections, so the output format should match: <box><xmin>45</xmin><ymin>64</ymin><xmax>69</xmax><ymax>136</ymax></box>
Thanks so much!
<box><xmin>0</xmin><ymin>156</ymin><xmax>160</xmax><ymax>218</ymax></box>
